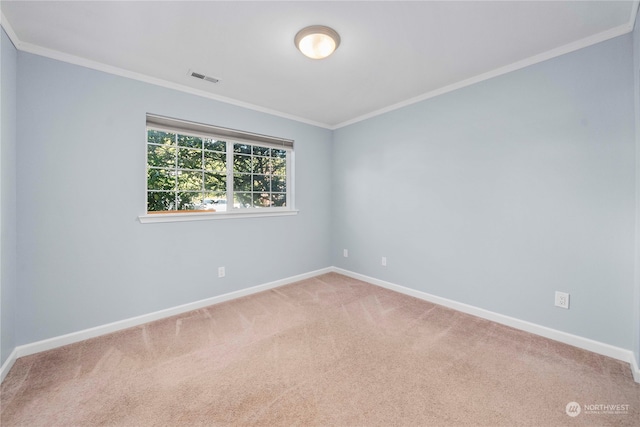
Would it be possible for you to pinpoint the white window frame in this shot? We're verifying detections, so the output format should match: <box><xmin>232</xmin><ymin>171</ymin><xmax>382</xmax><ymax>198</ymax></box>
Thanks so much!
<box><xmin>139</xmin><ymin>114</ymin><xmax>297</xmax><ymax>224</ymax></box>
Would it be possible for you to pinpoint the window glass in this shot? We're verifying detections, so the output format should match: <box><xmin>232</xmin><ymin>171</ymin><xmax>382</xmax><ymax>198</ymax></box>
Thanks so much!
<box><xmin>147</xmin><ymin>123</ymin><xmax>291</xmax><ymax>214</ymax></box>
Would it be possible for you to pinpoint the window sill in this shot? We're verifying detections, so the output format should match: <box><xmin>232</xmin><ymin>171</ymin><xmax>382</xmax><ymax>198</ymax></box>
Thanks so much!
<box><xmin>138</xmin><ymin>209</ymin><xmax>299</xmax><ymax>224</ymax></box>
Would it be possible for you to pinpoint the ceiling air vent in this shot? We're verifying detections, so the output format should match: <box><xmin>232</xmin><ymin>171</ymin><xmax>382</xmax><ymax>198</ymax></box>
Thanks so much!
<box><xmin>188</xmin><ymin>70</ymin><xmax>220</xmax><ymax>84</ymax></box>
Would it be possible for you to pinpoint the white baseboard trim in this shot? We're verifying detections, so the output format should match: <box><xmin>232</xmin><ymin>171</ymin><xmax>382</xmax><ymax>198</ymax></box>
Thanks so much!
<box><xmin>333</xmin><ymin>267</ymin><xmax>640</xmax><ymax>383</ymax></box>
<box><xmin>3</xmin><ymin>266</ymin><xmax>638</xmax><ymax>385</ymax></box>
<box><xmin>631</xmin><ymin>354</ymin><xmax>640</xmax><ymax>383</ymax></box>
<box><xmin>0</xmin><ymin>348</ymin><xmax>18</xmax><ymax>383</ymax></box>
<box><xmin>12</xmin><ymin>267</ymin><xmax>332</xmax><ymax>362</ymax></box>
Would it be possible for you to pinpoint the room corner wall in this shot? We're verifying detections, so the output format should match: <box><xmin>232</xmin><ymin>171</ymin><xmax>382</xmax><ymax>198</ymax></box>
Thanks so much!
<box><xmin>0</xmin><ymin>26</ymin><xmax>18</xmax><ymax>367</ymax></box>
<box><xmin>14</xmin><ymin>52</ymin><xmax>333</xmax><ymax>346</ymax></box>
<box><xmin>332</xmin><ymin>34</ymin><xmax>636</xmax><ymax>351</ymax></box>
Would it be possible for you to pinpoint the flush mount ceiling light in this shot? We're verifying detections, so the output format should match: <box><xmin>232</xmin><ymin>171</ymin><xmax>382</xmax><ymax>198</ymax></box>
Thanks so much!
<box><xmin>294</xmin><ymin>25</ymin><xmax>341</xmax><ymax>59</ymax></box>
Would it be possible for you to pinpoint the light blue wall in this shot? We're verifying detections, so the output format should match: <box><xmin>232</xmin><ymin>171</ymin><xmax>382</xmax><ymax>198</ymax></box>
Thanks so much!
<box><xmin>4</xmin><ymin>23</ymin><xmax>639</xmax><ymax>360</ymax></box>
<box><xmin>1</xmin><ymin>27</ymin><xmax>18</xmax><ymax>366</ymax></box>
<box><xmin>15</xmin><ymin>53</ymin><xmax>332</xmax><ymax>345</ymax></box>
<box><xmin>332</xmin><ymin>35</ymin><xmax>636</xmax><ymax>349</ymax></box>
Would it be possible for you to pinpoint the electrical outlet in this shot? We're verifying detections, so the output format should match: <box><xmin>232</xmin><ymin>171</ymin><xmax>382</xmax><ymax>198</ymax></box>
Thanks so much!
<box><xmin>218</xmin><ymin>267</ymin><xmax>225</xmax><ymax>278</ymax></box>
<box><xmin>555</xmin><ymin>291</ymin><xmax>569</xmax><ymax>309</ymax></box>
<box><xmin>381</xmin><ymin>257</ymin><xmax>387</xmax><ymax>267</ymax></box>
<box><xmin>343</xmin><ymin>249</ymin><xmax>348</xmax><ymax>258</ymax></box>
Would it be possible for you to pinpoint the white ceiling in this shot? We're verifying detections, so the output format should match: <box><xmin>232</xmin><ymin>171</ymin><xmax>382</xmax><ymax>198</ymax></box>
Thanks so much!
<box><xmin>1</xmin><ymin>1</ymin><xmax>638</xmax><ymax>129</ymax></box>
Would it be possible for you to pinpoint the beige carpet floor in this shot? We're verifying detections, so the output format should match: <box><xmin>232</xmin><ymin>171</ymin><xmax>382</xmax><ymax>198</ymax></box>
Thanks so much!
<box><xmin>1</xmin><ymin>273</ymin><xmax>639</xmax><ymax>426</ymax></box>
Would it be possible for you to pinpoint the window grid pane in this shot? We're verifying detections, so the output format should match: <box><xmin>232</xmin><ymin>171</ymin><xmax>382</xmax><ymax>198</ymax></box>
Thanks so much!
<box><xmin>231</xmin><ymin>142</ymin><xmax>287</xmax><ymax>209</ymax></box>
<box><xmin>148</xmin><ymin>127</ymin><xmax>290</xmax><ymax>212</ymax></box>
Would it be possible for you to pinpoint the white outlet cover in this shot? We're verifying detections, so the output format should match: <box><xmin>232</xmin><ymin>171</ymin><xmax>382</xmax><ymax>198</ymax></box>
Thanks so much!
<box><xmin>555</xmin><ymin>291</ymin><xmax>569</xmax><ymax>309</ymax></box>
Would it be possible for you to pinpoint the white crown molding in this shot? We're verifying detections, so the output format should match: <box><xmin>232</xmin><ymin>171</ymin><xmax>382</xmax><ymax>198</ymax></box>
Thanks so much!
<box><xmin>21</xmin><ymin>41</ymin><xmax>331</xmax><ymax>129</ymax></box>
<box><xmin>3</xmin><ymin>4</ymin><xmax>639</xmax><ymax>131</ymax></box>
<box><xmin>332</xmin><ymin>21</ymin><xmax>636</xmax><ymax>129</ymax></box>
<box><xmin>0</xmin><ymin>12</ymin><xmax>21</xmax><ymax>49</ymax></box>
<box><xmin>0</xmin><ymin>16</ymin><xmax>330</xmax><ymax>129</ymax></box>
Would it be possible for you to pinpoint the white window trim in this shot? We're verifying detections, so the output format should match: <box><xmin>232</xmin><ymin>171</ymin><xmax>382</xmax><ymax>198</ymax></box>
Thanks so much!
<box><xmin>142</xmin><ymin>114</ymin><xmax>296</xmax><ymax>223</ymax></box>
<box><xmin>138</xmin><ymin>209</ymin><xmax>299</xmax><ymax>224</ymax></box>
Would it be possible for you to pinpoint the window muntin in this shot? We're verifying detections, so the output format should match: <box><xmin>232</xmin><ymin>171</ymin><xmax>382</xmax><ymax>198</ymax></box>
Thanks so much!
<box><xmin>232</xmin><ymin>143</ymin><xmax>287</xmax><ymax>209</ymax></box>
<box><xmin>146</xmin><ymin>117</ymin><xmax>292</xmax><ymax>214</ymax></box>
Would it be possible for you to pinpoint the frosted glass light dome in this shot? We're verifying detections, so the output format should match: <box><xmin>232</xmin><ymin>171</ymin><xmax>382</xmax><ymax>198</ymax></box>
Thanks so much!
<box><xmin>295</xmin><ymin>26</ymin><xmax>341</xmax><ymax>59</ymax></box>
